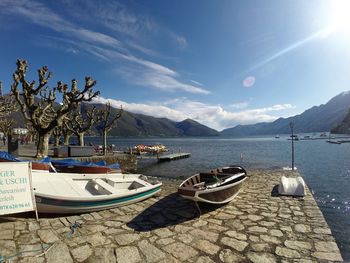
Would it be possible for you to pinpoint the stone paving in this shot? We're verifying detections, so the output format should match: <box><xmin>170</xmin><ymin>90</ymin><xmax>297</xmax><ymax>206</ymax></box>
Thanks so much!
<box><xmin>0</xmin><ymin>170</ymin><xmax>344</xmax><ymax>262</ymax></box>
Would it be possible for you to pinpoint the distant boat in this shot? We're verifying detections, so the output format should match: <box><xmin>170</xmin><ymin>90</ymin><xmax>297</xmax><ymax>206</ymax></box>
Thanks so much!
<box><xmin>275</xmin><ymin>135</ymin><xmax>280</xmax><ymax>139</ymax></box>
<box><xmin>178</xmin><ymin>166</ymin><xmax>247</xmax><ymax>204</ymax></box>
<box><xmin>132</xmin><ymin>144</ymin><xmax>168</xmax><ymax>155</ymax></box>
<box><xmin>288</xmin><ymin>135</ymin><xmax>299</xmax><ymax>141</ymax></box>
<box><xmin>320</xmin><ymin>132</ymin><xmax>327</xmax><ymax>137</ymax></box>
<box><xmin>32</xmin><ymin>171</ymin><xmax>162</xmax><ymax>214</ymax></box>
<box><xmin>327</xmin><ymin>140</ymin><xmax>342</xmax><ymax>144</ymax></box>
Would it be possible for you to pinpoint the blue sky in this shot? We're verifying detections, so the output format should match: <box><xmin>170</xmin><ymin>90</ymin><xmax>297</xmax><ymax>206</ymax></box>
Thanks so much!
<box><xmin>1</xmin><ymin>0</ymin><xmax>350</xmax><ymax>131</ymax></box>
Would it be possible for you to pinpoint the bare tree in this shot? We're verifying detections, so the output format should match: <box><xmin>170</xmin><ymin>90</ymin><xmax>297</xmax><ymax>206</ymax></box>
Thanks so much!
<box><xmin>0</xmin><ymin>81</ymin><xmax>17</xmax><ymax>118</ymax></box>
<box><xmin>10</xmin><ymin>60</ymin><xmax>100</xmax><ymax>157</ymax></box>
<box><xmin>52</xmin><ymin>125</ymin><xmax>63</xmax><ymax>146</ymax></box>
<box><xmin>96</xmin><ymin>102</ymin><xmax>123</xmax><ymax>155</ymax></box>
<box><xmin>0</xmin><ymin>81</ymin><xmax>17</xmax><ymax>137</ymax></box>
<box><xmin>65</xmin><ymin>104</ymin><xmax>99</xmax><ymax>146</ymax></box>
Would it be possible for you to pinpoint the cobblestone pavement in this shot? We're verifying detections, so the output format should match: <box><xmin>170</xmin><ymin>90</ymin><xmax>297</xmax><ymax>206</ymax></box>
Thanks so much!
<box><xmin>0</xmin><ymin>170</ymin><xmax>343</xmax><ymax>262</ymax></box>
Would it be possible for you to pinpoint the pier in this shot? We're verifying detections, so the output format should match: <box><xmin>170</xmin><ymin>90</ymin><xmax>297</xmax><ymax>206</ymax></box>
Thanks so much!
<box><xmin>157</xmin><ymin>152</ymin><xmax>191</xmax><ymax>162</ymax></box>
<box><xmin>0</xmin><ymin>170</ymin><xmax>343</xmax><ymax>262</ymax></box>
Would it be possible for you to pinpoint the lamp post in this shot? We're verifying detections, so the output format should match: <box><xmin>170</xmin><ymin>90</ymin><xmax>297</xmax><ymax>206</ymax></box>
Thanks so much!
<box><xmin>289</xmin><ymin>122</ymin><xmax>295</xmax><ymax>171</ymax></box>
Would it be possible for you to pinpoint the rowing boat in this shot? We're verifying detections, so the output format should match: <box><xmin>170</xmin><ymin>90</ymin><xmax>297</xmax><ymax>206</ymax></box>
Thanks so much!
<box><xmin>178</xmin><ymin>166</ymin><xmax>247</xmax><ymax>204</ymax></box>
<box><xmin>32</xmin><ymin>170</ymin><xmax>161</xmax><ymax>214</ymax></box>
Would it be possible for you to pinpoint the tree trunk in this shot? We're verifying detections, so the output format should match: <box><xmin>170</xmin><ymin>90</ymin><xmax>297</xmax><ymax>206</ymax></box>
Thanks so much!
<box><xmin>78</xmin><ymin>133</ymin><xmax>84</xmax><ymax>146</ymax></box>
<box><xmin>36</xmin><ymin>133</ymin><xmax>50</xmax><ymax>158</ymax></box>
<box><xmin>54</xmin><ymin>135</ymin><xmax>60</xmax><ymax>146</ymax></box>
<box><xmin>64</xmin><ymin>134</ymin><xmax>70</xmax><ymax>145</ymax></box>
<box><xmin>103</xmin><ymin>130</ymin><xmax>107</xmax><ymax>156</ymax></box>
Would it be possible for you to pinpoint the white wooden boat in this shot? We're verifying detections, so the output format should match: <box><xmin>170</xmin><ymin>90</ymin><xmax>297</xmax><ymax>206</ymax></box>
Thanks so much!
<box><xmin>178</xmin><ymin>166</ymin><xmax>247</xmax><ymax>204</ymax></box>
<box><xmin>31</xmin><ymin>171</ymin><xmax>161</xmax><ymax>214</ymax></box>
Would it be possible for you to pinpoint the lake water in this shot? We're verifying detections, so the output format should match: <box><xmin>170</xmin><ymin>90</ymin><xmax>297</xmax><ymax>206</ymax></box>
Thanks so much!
<box><xmin>86</xmin><ymin>135</ymin><xmax>350</xmax><ymax>260</ymax></box>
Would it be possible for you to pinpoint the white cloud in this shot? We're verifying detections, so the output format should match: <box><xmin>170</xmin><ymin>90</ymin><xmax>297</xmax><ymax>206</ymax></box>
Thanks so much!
<box><xmin>0</xmin><ymin>1</ymin><xmax>209</xmax><ymax>95</ymax></box>
<box><xmin>229</xmin><ymin>101</ymin><xmax>251</xmax><ymax>109</ymax></box>
<box><xmin>58</xmin><ymin>0</ymin><xmax>156</xmax><ymax>38</ymax></box>
<box><xmin>81</xmin><ymin>45</ymin><xmax>210</xmax><ymax>94</ymax></box>
<box><xmin>92</xmin><ymin>96</ymin><xmax>295</xmax><ymax>131</ymax></box>
<box><xmin>190</xmin><ymin>80</ymin><xmax>203</xmax><ymax>86</ymax></box>
<box><xmin>173</xmin><ymin>35</ymin><xmax>188</xmax><ymax>49</ymax></box>
<box><xmin>1</xmin><ymin>1</ymin><xmax>121</xmax><ymax>48</ymax></box>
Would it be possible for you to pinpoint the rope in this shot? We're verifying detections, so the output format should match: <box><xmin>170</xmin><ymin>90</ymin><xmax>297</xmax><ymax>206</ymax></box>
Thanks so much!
<box><xmin>67</xmin><ymin>221</ymin><xmax>81</xmax><ymax>238</ymax></box>
<box><xmin>0</xmin><ymin>221</ymin><xmax>81</xmax><ymax>263</ymax></box>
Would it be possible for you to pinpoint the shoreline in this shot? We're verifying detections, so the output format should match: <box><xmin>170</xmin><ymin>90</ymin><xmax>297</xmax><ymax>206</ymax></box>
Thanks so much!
<box><xmin>0</xmin><ymin>169</ymin><xmax>343</xmax><ymax>262</ymax></box>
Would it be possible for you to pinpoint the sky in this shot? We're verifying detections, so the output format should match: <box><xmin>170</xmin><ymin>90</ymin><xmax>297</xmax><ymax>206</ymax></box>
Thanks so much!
<box><xmin>1</xmin><ymin>0</ymin><xmax>350</xmax><ymax>131</ymax></box>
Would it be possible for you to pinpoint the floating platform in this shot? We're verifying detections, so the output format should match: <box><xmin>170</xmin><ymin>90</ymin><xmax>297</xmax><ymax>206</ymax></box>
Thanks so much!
<box><xmin>158</xmin><ymin>153</ymin><xmax>191</xmax><ymax>162</ymax></box>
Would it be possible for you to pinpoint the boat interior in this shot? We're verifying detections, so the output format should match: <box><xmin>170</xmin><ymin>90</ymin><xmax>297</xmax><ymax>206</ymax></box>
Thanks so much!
<box><xmin>181</xmin><ymin>172</ymin><xmax>246</xmax><ymax>189</ymax></box>
<box><xmin>33</xmin><ymin>177</ymin><xmax>148</xmax><ymax>197</ymax></box>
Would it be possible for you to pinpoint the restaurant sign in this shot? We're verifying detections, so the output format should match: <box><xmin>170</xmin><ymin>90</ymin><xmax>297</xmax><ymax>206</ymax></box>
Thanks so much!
<box><xmin>0</xmin><ymin>162</ymin><xmax>36</xmax><ymax>216</ymax></box>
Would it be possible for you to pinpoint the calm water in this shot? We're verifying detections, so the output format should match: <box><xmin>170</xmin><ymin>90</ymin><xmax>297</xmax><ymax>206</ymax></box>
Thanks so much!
<box><xmin>86</xmin><ymin>136</ymin><xmax>350</xmax><ymax>260</ymax></box>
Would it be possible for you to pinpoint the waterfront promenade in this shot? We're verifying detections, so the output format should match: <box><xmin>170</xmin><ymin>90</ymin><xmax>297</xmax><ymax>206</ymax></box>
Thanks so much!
<box><xmin>0</xmin><ymin>169</ymin><xmax>343</xmax><ymax>262</ymax></box>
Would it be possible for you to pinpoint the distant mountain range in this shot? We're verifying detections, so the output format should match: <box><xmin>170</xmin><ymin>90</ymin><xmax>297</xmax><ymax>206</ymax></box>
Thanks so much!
<box><xmin>107</xmin><ymin>111</ymin><xmax>219</xmax><ymax>137</ymax></box>
<box><xmin>221</xmin><ymin>91</ymin><xmax>350</xmax><ymax>136</ymax></box>
<box><xmin>87</xmin><ymin>103</ymin><xmax>219</xmax><ymax>137</ymax></box>
<box><xmin>5</xmin><ymin>90</ymin><xmax>350</xmax><ymax>137</ymax></box>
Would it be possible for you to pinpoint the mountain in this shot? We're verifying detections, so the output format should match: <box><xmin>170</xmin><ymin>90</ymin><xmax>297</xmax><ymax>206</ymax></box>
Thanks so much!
<box><xmin>88</xmin><ymin>103</ymin><xmax>219</xmax><ymax>137</ymax></box>
<box><xmin>331</xmin><ymin>109</ymin><xmax>350</xmax><ymax>134</ymax></box>
<box><xmin>221</xmin><ymin>91</ymin><xmax>350</xmax><ymax>136</ymax></box>
<box><xmin>3</xmin><ymin>96</ymin><xmax>219</xmax><ymax>137</ymax></box>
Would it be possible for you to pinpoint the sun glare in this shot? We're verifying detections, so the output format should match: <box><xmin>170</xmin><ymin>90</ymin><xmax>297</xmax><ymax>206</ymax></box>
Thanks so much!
<box><xmin>329</xmin><ymin>0</ymin><xmax>350</xmax><ymax>34</ymax></box>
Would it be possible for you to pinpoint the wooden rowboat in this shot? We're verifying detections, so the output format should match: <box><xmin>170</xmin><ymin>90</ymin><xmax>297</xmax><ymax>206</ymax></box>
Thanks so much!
<box><xmin>32</xmin><ymin>170</ymin><xmax>161</xmax><ymax>214</ymax></box>
<box><xmin>49</xmin><ymin>158</ymin><xmax>121</xmax><ymax>174</ymax></box>
<box><xmin>178</xmin><ymin>166</ymin><xmax>247</xmax><ymax>204</ymax></box>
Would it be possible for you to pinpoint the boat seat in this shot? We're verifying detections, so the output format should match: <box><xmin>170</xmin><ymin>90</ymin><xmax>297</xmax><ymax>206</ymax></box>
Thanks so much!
<box><xmin>93</xmin><ymin>179</ymin><xmax>119</xmax><ymax>195</ymax></box>
<box><xmin>40</xmin><ymin>178</ymin><xmax>88</xmax><ymax>197</ymax></box>
<box><xmin>193</xmin><ymin>182</ymin><xmax>205</xmax><ymax>188</ymax></box>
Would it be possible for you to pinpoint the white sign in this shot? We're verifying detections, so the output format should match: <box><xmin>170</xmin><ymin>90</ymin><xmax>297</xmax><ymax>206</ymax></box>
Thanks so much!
<box><xmin>0</xmin><ymin>162</ymin><xmax>36</xmax><ymax>215</ymax></box>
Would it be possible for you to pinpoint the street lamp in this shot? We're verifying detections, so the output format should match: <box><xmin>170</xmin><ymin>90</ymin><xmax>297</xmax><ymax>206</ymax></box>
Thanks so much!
<box><xmin>289</xmin><ymin>122</ymin><xmax>295</xmax><ymax>171</ymax></box>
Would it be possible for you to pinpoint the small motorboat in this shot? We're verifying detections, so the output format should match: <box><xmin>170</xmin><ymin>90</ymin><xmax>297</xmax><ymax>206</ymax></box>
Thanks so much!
<box><xmin>178</xmin><ymin>165</ymin><xmax>247</xmax><ymax>204</ymax></box>
<box><xmin>132</xmin><ymin>144</ymin><xmax>168</xmax><ymax>155</ymax></box>
<box><xmin>49</xmin><ymin>158</ymin><xmax>121</xmax><ymax>174</ymax></box>
<box><xmin>0</xmin><ymin>151</ymin><xmax>50</xmax><ymax>171</ymax></box>
<box><xmin>32</xmin><ymin>170</ymin><xmax>162</xmax><ymax>214</ymax></box>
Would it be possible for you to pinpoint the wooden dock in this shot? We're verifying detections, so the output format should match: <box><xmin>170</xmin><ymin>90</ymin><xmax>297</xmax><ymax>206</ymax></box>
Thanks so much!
<box><xmin>157</xmin><ymin>152</ymin><xmax>191</xmax><ymax>162</ymax></box>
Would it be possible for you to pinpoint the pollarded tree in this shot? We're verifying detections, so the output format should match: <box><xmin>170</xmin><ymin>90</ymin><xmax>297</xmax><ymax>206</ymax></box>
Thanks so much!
<box><xmin>52</xmin><ymin>125</ymin><xmax>63</xmax><ymax>147</ymax></box>
<box><xmin>10</xmin><ymin>59</ymin><xmax>100</xmax><ymax>158</ymax></box>
<box><xmin>65</xmin><ymin>104</ymin><xmax>99</xmax><ymax>146</ymax></box>
<box><xmin>96</xmin><ymin>102</ymin><xmax>123</xmax><ymax>155</ymax></box>
<box><xmin>0</xmin><ymin>81</ymin><xmax>17</xmax><ymax>137</ymax></box>
<box><xmin>0</xmin><ymin>81</ymin><xmax>17</xmax><ymax>118</ymax></box>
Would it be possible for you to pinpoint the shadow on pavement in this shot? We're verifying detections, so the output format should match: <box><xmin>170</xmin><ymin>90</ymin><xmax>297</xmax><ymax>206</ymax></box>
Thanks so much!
<box><xmin>127</xmin><ymin>192</ymin><xmax>225</xmax><ymax>231</ymax></box>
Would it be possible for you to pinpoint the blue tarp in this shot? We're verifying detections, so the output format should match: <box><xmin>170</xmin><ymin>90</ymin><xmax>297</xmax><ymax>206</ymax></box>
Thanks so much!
<box><xmin>49</xmin><ymin>157</ymin><xmax>119</xmax><ymax>169</ymax></box>
<box><xmin>0</xmin><ymin>152</ymin><xmax>51</xmax><ymax>164</ymax></box>
<box><xmin>0</xmin><ymin>151</ymin><xmax>20</xmax><ymax>162</ymax></box>
<box><xmin>0</xmin><ymin>152</ymin><xmax>120</xmax><ymax>169</ymax></box>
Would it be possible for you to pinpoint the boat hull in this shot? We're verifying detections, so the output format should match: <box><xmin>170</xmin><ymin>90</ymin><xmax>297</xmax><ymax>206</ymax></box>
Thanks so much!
<box><xmin>31</xmin><ymin>162</ymin><xmax>50</xmax><ymax>171</ymax></box>
<box><xmin>31</xmin><ymin>171</ymin><xmax>161</xmax><ymax>214</ymax></box>
<box><xmin>53</xmin><ymin>164</ymin><xmax>116</xmax><ymax>174</ymax></box>
<box><xmin>35</xmin><ymin>185</ymin><xmax>161</xmax><ymax>214</ymax></box>
<box><xmin>178</xmin><ymin>176</ymin><xmax>246</xmax><ymax>204</ymax></box>
<box><xmin>178</xmin><ymin>165</ymin><xmax>247</xmax><ymax>204</ymax></box>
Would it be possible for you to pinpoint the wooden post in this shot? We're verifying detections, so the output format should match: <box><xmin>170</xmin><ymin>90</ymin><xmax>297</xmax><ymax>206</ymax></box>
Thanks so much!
<box><xmin>289</xmin><ymin>122</ymin><xmax>295</xmax><ymax>171</ymax></box>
